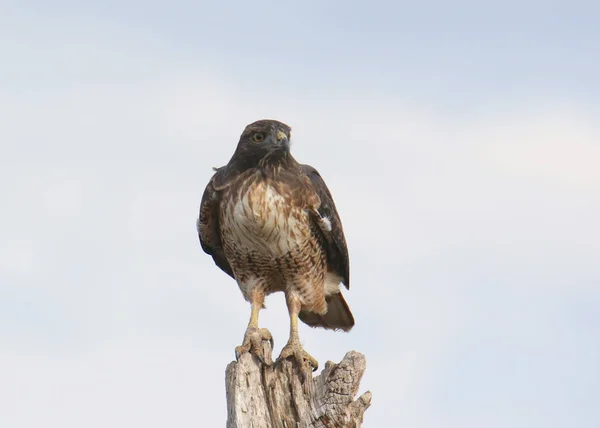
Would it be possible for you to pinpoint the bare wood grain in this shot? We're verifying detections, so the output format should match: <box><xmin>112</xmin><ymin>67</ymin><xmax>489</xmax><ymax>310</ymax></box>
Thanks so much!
<box><xmin>226</xmin><ymin>342</ymin><xmax>371</xmax><ymax>428</ymax></box>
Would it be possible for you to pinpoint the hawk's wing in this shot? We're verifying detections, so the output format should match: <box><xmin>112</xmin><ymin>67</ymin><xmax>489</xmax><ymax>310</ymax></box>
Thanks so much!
<box><xmin>197</xmin><ymin>170</ymin><xmax>234</xmax><ymax>279</ymax></box>
<box><xmin>301</xmin><ymin>164</ymin><xmax>350</xmax><ymax>289</ymax></box>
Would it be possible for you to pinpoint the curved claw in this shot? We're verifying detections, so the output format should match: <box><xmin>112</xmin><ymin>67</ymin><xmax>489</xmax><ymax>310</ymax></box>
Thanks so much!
<box><xmin>259</xmin><ymin>328</ymin><xmax>274</xmax><ymax>349</ymax></box>
<box><xmin>235</xmin><ymin>327</ymin><xmax>273</xmax><ymax>364</ymax></box>
<box><xmin>278</xmin><ymin>341</ymin><xmax>319</xmax><ymax>372</ymax></box>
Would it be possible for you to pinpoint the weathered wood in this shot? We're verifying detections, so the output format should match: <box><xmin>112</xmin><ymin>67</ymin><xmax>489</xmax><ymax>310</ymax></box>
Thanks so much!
<box><xmin>225</xmin><ymin>341</ymin><xmax>371</xmax><ymax>428</ymax></box>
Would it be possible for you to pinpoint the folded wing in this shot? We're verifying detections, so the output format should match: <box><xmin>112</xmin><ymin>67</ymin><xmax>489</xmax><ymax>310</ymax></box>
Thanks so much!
<box><xmin>301</xmin><ymin>164</ymin><xmax>350</xmax><ymax>289</ymax></box>
<box><xmin>197</xmin><ymin>171</ymin><xmax>234</xmax><ymax>279</ymax></box>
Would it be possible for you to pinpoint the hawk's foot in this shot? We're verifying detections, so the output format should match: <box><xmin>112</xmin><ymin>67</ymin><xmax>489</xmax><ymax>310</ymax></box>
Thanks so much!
<box><xmin>234</xmin><ymin>327</ymin><xmax>273</xmax><ymax>364</ymax></box>
<box><xmin>277</xmin><ymin>340</ymin><xmax>319</xmax><ymax>372</ymax></box>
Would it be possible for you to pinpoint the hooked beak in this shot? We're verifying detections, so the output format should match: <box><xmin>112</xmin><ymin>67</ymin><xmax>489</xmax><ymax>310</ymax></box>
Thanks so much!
<box><xmin>275</xmin><ymin>129</ymin><xmax>290</xmax><ymax>149</ymax></box>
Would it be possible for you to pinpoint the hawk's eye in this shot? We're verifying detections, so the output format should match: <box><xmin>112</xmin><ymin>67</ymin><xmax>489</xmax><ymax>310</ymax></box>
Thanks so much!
<box><xmin>252</xmin><ymin>133</ymin><xmax>265</xmax><ymax>143</ymax></box>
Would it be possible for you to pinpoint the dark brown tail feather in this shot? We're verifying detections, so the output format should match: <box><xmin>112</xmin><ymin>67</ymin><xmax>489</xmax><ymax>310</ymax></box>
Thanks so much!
<box><xmin>299</xmin><ymin>292</ymin><xmax>355</xmax><ymax>332</ymax></box>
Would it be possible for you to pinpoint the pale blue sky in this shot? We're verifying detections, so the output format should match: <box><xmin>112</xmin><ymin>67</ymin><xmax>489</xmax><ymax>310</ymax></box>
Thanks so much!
<box><xmin>1</xmin><ymin>2</ymin><xmax>599</xmax><ymax>427</ymax></box>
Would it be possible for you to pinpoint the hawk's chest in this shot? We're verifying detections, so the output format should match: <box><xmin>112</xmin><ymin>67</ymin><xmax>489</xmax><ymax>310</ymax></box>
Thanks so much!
<box><xmin>221</xmin><ymin>180</ymin><xmax>310</xmax><ymax>255</ymax></box>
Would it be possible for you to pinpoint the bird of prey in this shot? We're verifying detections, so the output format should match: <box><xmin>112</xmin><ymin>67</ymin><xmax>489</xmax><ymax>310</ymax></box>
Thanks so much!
<box><xmin>197</xmin><ymin>119</ymin><xmax>353</xmax><ymax>371</ymax></box>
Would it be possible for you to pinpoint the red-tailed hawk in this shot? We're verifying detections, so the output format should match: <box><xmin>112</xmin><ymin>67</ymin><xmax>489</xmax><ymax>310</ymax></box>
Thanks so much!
<box><xmin>197</xmin><ymin>119</ymin><xmax>353</xmax><ymax>371</ymax></box>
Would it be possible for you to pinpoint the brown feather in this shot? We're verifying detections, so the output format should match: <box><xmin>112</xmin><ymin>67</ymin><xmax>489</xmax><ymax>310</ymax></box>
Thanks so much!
<box><xmin>197</xmin><ymin>175</ymin><xmax>234</xmax><ymax>278</ymax></box>
<box><xmin>301</xmin><ymin>164</ymin><xmax>350</xmax><ymax>289</ymax></box>
<box><xmin>298</xmin><ymin>292</ymin><xmax>354</xmax><ymax>331</ymax></box>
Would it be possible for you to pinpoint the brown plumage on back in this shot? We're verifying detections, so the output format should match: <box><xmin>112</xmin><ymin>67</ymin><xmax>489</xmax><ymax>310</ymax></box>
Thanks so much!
<box><xmin>197</xmin><ymin>119</ymin><xmax>354</xmax><ymax>371</ymax></box>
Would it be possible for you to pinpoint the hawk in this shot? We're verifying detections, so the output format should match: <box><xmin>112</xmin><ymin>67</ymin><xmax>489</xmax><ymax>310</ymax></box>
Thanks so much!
<box><xmin>197</xmin><ymin>119</ymin><xmax>354</xmax><ymax>371</ymax></box>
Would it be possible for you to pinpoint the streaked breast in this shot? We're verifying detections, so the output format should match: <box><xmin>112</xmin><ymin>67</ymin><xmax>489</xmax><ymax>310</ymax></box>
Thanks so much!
<box><xmin>223</xmin><ymin>181</ymin><xmax>310</xmax><ymax>256</ymax></box>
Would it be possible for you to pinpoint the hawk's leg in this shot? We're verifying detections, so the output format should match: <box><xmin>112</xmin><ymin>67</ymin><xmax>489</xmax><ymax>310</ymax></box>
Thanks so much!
<box><xmin>278</xmin><ymin>294</ymin><xmax>319</xmax><ymax>372</ymax></box>
<box><xmin>234</xmin><ymin>290</ymin><xmax>273</xmax><ymax>364</ymax></box>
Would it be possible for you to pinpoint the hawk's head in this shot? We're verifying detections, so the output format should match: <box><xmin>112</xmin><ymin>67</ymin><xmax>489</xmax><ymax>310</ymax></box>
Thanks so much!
<box><xmin>231</xmin><ymin>119</ymin><xmax>292</xmax><ymax>166</ymax></box>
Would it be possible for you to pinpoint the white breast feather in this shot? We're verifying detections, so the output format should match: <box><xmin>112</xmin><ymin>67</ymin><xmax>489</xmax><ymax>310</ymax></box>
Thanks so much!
<box><xmin>229</xmin><ymin>183</ymin><xmax>306</xmax><ymax>256</ymax></box>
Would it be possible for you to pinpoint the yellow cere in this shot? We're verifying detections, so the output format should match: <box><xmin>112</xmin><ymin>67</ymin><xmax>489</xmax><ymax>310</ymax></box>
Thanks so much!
<box><xmin>276</xmin><ymin>130</ymin><xmax>287</xmax><ymax>142</ymax></box>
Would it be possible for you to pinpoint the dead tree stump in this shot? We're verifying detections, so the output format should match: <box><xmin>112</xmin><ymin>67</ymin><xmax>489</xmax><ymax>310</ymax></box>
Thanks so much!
<box><xmin>225</xmin><ymin>341</ymin><xmax>371</xmax><ymax>427</ymax></box>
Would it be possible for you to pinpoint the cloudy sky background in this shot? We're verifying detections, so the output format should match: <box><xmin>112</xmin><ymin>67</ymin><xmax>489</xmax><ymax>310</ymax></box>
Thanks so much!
<box><xmin>1</xmin><ymin>1</ymin><xmax>599</xmax><ymax>427</ymax></box>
